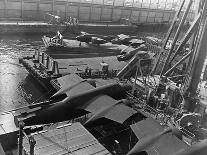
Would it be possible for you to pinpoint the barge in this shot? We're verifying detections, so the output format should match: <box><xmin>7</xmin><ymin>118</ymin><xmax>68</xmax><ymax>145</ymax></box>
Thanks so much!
<box><xmin>19</xmin><ymin>49</ymin><xmax>127</xmax><ymax>93</ymax></box>
<box><xmin>42</xmin><ymin>34</ymin><xmax>129</xmax><ymax>59</ymax></box>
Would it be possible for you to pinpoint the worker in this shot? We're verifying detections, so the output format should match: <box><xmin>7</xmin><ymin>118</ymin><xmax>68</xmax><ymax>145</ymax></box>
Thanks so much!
<box><xmin>85</xmin><ymin>67</ymin><xmax>89</xmax><ymax>75</ymax></box>
<box><xmin>88</xmin><ymin>68</ymin><xmax>92</xmax><ymax>77</ymax></box>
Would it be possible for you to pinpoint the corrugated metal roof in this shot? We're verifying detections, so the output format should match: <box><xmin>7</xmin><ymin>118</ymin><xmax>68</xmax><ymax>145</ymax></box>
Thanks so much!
<box><xmin>23</xmin><ymin>122</ymin><xmax>111</xmax><ymax>155</ymax></box>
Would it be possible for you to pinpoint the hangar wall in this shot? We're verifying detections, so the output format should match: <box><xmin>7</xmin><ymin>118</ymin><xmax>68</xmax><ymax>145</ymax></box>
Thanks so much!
<box><xmin>0</xmin><ymin>0</ymin><xmax>196</xmax><ymax>23</ymax></box>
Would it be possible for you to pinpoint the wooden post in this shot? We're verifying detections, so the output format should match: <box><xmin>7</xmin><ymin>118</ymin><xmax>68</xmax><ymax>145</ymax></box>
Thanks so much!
<box><xmin>41</xmin><ymin>52</ymin><xmax>45</xmax><ymax>64</ymax></box>
<box><xmin>55</xmin><ymin>61</ymin><xmax>59</xmax><ymax>75</ymax></box>
<box><xmin>52</xmin><ymin>60</ymin><xmax>56</xmax><ymax>73</ymax></box>
<box><xmin>33</xmin><ymin>51</ymin><xmax>37</xmax><ymax>59</ymax></box>
<box><xmin>29</xmin><ymin>136</ymin><xmax>36</xmax><ymax>155</ymax></box>
<box><xmin>46</xmin><ymin>55</ymin><xmax>50</xmax><ymax>69</ymax></box>
<box><xmin>18</xmin><ymin>121</ymin><xmax>24</xmax><ymax>155</ymax></box>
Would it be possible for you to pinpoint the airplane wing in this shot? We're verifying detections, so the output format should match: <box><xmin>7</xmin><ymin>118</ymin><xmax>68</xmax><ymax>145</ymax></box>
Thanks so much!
<box><xmin>130</xmin><ymin>118</ymin><xmax>164</xmax><ymax>139</ymax></box>
<box><xmin>57</xmin><ymin>73</ymin><xmax>83</xmax><ymax>87</ymax></box>
<box><xmin>101</xmin><ymin>103</ymin><xmax>137</xmax><ymax>124</ymax></box>
<box><xmin>129</xmin><ymin>118</ymin><xmax>188</xmax><ymax>155</ymax></box>
<box><xmin>81</xmin><ymin>95</ymin><xmax>137</xmax><ymax>124</ymax></box>
<box><xmin>146</xmin><ymin>133</ymin><xmax>188</xmax><ymax>155</ymax></box>
<box><xmin>54</xmin><ymin>74</ymin><xmax>94</xmax><ymax>97</ymax></box>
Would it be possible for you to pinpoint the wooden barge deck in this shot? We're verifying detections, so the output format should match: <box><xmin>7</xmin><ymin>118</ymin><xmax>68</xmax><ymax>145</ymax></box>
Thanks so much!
<box><xmin>19</xmin><ymin>48</ymin><xmax>127</xmax><ymax>93</ymax></box>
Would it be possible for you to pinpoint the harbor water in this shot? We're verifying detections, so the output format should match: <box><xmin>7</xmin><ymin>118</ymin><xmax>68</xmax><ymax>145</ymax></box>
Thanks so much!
<box><xmin>0</xmin><ymin>34</ymin><xmax>48</xmax><ymax>115</ymax></box>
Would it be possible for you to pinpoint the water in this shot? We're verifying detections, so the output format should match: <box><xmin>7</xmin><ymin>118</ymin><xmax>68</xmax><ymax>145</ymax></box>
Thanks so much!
<box><xmin>0</xmin><ymin>34</ymin><xmax>48</xmax><ymax>113</ymax></box>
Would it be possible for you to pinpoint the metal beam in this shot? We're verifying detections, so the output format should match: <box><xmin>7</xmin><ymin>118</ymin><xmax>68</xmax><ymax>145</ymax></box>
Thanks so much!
<box><xmin>183</xmin><ymin>0</ymin><xmax>206</xmax><ymax>91</ymax></box>
<box><xmin>169</xmin><ymin>13</ymin><xmax>201</xmax><ymax>65</ymax></box>
<box><xmin>164</xmin><ymin>50</ymin><xmax>192</xmax><ymax>76</ymax></box>
<box><xmin>188</xmin><ymin>1</ymin><xmax>207</xmax><ymax>95</ymax></box>
<box><xmin>160</xmin><ymin>0</ymin><xmax>193</xmax><ymax>77</ymax></box>
<box><xmin>151</xmin><ymin>0</ymin><xmax>185</xmax><ymax>75</ymax></box>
